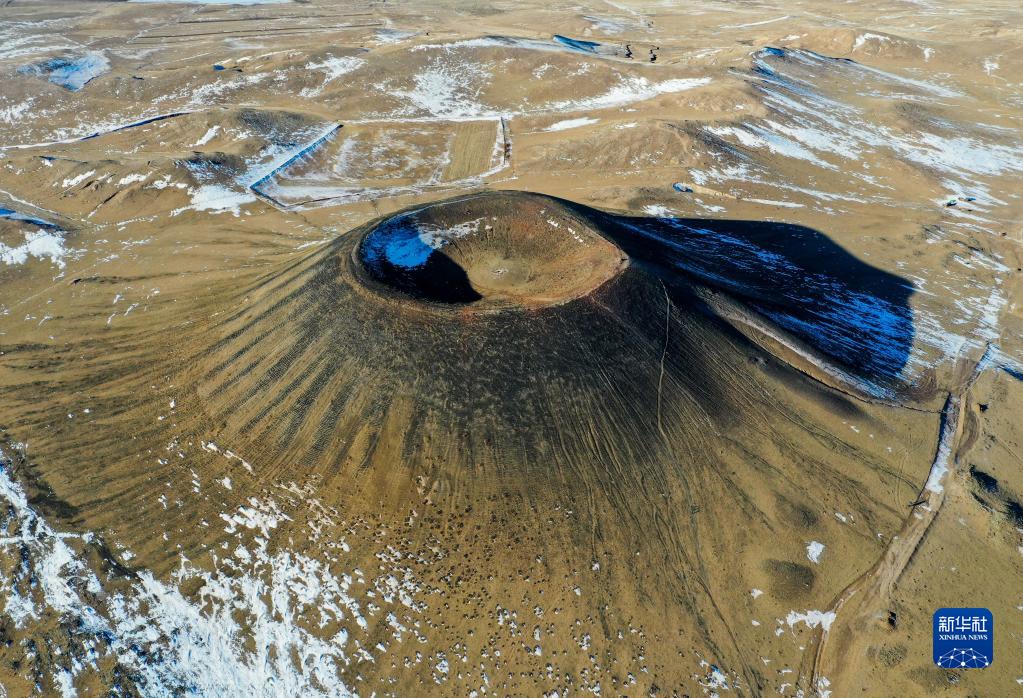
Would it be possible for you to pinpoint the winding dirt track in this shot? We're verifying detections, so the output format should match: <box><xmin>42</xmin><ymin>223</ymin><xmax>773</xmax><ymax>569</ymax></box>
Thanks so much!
<box><xmin>805</xmin><ymin>349</ymin><xmax>992</xmax><ymax>695</ymax></box>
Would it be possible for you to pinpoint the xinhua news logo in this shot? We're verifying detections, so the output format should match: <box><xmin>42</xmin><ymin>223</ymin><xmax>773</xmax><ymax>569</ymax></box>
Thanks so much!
<box><xmin>932</xmin><ymin>608</ymin><xmax>993</xmax><ymax>669</ymax></box>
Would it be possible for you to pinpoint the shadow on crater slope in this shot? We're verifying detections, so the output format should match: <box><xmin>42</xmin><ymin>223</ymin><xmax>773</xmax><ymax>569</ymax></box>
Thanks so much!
<box><xmin>599</xmin><ymin>210</ymin><xmax>915</xmax><ymax>382</ymax></box>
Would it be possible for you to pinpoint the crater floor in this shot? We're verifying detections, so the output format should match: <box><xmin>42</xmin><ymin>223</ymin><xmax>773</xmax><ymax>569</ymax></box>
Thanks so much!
<box><xmin>357</xmin><ymin>192</ymin><xmax>629</xmax><ymax>309</ymax></box>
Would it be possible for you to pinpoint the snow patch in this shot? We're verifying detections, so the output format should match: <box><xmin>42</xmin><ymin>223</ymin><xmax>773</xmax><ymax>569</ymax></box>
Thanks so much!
<box><xmin>21</xmin><ymin>52</ymin><xmax>109</xmax><ymax>91</ymax></box>
<box><xmin>0</xmin><ymin>229</ymin><xmax>70</xmax><ymax>268</ymax></box>
<box><xmin>924</xmin><ymin>396</ymin><xmax>958</xmax><ymax>494</ymax></box>
<box><xmin>0</xmin><ymin>450</ymin><xmax>433</xmax><ymax>696</ymax></box>
<box><xmin>194</xmin><ymin>126</ymin><xmax>220</xmax><ymax>147</ymax></box>
<box><xmin>546</xmin><ymin>117</ymin><xmax>599</xmax><ymax>132</ymax></box>
<box><xmin>301</xmin><ymin>56</ymin><xmax>364</xmax><ymax>96</ymax></box>
<box><xmin>785</xmin><ymin>609</ymin><xmax>836</xmax><ymax>632</ymax></box>
<box><xmin>175</xmin><ymin>185</ymin><xmax>257</xmax><ymax>217</ymax></box>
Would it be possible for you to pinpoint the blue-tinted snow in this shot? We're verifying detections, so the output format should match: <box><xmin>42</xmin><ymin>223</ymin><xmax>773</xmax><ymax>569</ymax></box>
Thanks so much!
<box><xmin>248</xmin><ymin>124</ymin><xmax>341</xmax><ymax>193</ymax></box>
<box><xmin>0</xmin><ymin>207</ymin><xmax>58</xmax><ymax>229</ymax></box>
<box><xmin>620</xmin><ymin>216</ymin><xmax>915</xmax><ymax>384</ymax></box>
<box><xmin>553</xmin><ymin>35</ymin><xmax>601</xmax><ymax>54</ymax></box>
<box><xmin>361</xmin><ymin>214</ymin><xmax>436</xmax><ymax>270</ymax></box>
<box><xmin>20</xmin><ymin>52</ymin><xmax>110</xmax><ymax>91</ymax></box>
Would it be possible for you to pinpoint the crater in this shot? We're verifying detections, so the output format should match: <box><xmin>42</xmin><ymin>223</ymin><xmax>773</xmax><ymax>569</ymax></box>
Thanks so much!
<box><xmin>355</xmin><ymin>191</ymin><xmax>629</xmax><ymax>310</ymax></box>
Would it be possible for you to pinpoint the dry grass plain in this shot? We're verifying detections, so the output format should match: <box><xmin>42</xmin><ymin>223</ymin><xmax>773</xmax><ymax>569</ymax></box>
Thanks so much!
<box><xmin>0</xmin><ymin>1</ymin><xmax>1021</xmax><ymax>696</ymax></box>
